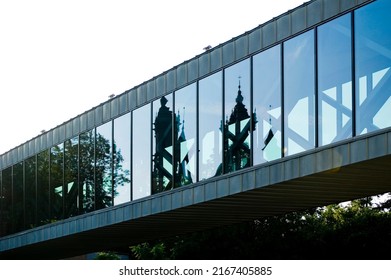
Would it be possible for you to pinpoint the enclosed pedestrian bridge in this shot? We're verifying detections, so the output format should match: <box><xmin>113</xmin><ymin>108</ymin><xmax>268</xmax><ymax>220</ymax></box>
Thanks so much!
<box><xmin>1</xmin><ymin>0</ymin><xmax>391</xmax><ymax>259</ymax></box>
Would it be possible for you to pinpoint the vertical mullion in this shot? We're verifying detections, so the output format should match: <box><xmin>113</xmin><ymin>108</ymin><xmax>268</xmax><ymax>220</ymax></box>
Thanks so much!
<box><xmin>351</xmin><ymin>11</ymin><xmax>356</xmax><ymax>138</ymax></box>
<box><xmin>314</xmin><ymin>27</ymin><xmax>319</xmax><ymax>148</ymax></box>
<box><xmin>281</xmin><ymin>43</ymin><xmax>285</xmax><ymax>158</ymax></box>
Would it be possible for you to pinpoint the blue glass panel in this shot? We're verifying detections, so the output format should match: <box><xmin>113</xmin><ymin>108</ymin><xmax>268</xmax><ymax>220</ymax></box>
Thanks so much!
<box><xmin>253</xmin><ymin>45</ymin><xmax>282</xmax><ymax>164</ymax></box>
<box><xmin>224</xmin><ymin>58</ymin><xmax>252</xmax><ymax>172</ymax></box>
<box><xmin>113</xmin><ymin>113</ymin><xmax>131</xmax><ymax>205</ymax></box>
<box><xmin>132</xmin><ymin>105</ymin><xmax>151</xmax><ymax>200</ymax></box>
<box><xmin>355</xmin><ymin>0</ymin><xmax>391</xmax><ymax>135</ymax></box>
<box><xmin>199</xmin><ymin>71</ymin><xmax>223</xmax><ymax>180</ymax></box>
<box><xmin>284</xmin><ymin>30</ymin><xmax>315</xmax><ymax>156</ymax></box>
<box><xmin>318</xmin><ymin>14</ymin><xmax>352</xmax><ymax>145</ymax></box>
<box><xmin>174</xmin><ymin>83</ymin><xmax>197</xmax><ymax>186</ymax></box>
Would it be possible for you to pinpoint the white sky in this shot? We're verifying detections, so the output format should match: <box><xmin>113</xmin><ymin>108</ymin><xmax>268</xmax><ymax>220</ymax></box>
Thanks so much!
<box><xmin>0</xmin><ymin>0</ymin><xmax>305</xmax><ymax>155</ymax></box>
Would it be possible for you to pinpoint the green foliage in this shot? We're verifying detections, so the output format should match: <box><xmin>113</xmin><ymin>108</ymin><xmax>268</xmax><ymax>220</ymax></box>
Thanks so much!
<box><xmin>94</xmin><ymin>251</ymin><xmax>121</xmax><ymax>260</ymax></box>
<box><xmin>129</xmin><ymin>196</ymin><xmax>391</xmax><ymax>260</ymax></box>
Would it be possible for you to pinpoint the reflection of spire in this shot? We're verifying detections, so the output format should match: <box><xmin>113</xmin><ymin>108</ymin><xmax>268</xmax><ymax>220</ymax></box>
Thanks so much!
<box><xmin>177</xmin><ymin>106</ymin><xmax>193</xmax><ymax>185</ymax></box>
<box><xmin>228</xmin><ymin>80</ymin><xmax>250</xmax><ymax>125</ymax></box>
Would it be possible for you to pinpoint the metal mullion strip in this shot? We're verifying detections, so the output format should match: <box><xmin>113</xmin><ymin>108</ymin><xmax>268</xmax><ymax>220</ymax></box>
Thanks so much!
<box><xmin>130</xmin><ymin>112</ymin><xmax>133</xmax><ymax>202</ymax></box>
<box><xmin>172</xmin><ymin>91</ymin><xmax>176</xmax><ymax>189</ymax></box>
<box><xmin>250</xmin><ymin>56</ymin><xmax>254</xmax><ymax>167</ymax></box>
<box><xmin>281</xmin><ymin>43</ymin><xmax>285</xmax><ymax>158</ymax></box>
<box><xmin>351</xmin><ymin>11</ymin><xmax>356</xmax><ymax>138</ymax></box>
<box><xmin>111</xmin><ymin>119</ymin><xmax>115</xmax><ymax>206</ymax></box>
<box><xmin>314</xmin><ymin>27</ymin><xmax>319</xmax><ymax>149</ymax></box>
<box><xmin>196</xmin><ymin>82</ymin><xmax>200</xmax><ymax>182</ymax></box>
<box><xmin>222</xmin><ymin>70</ymin><xmax>226</xmax><ymax>174</ymax></box>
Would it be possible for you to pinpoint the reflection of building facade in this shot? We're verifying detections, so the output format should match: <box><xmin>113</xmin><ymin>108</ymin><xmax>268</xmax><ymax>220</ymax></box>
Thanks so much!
<box><xmin>1</xmin><ymin>0</ymin><xmax>391</xmax><ymax>258</ymax></box>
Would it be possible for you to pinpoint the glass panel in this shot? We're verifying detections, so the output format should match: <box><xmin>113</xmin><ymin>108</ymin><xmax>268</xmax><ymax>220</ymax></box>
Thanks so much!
<box><xmin>355</xmin><ymin>0</ymin><xmax>391</xmax><ymax>135</ymax></box>
<box><xmin>253</xmin><ymin>45</ymin><xmax>282</xmax><ymax>164</ymax></box>
<box><xmin>318</xmin><ymin>14</ymin><xmax>352</xmax><ymax>146</ymax></box>
<box><xmin>152</xmin><ymin>94</ymin><xmax>174</xmax><ymax>193</ymax></box>
<box><xmin>25</xmin><ymin>156</ymin><xmax>37</xmax><ymax>229</ymax></box>
<box><xmin>132</xmin><ymin>105</ymin><xmax>151</xmax><ymax>200</ymax></box>
<box><xmin>199</xmin><ymin>71</ymin><xmax>223</xmax><ymax>179</ymax></box>
<box><xmin>64</xmin><ymin>137</ymin><xmax>79</xmax><ymax>218</ymax></box>
<box><xmin>174</xmin><ymin>83</ymin><xmax>197</xmax><ymax>187</ymax></box>
<box><xmin>12</xmin><ymin>162</ymin><xmax>24</xmax><ymax>232</ymax></box>
<box><xmin>95</xmin><ymin>121</ymin><xmax>113</xmax><ymax>209</ymax></box>
<box><xmin>113</xmin><ymin>113</ymin><xmax>131</xmax><ymax>205</ymax></box>
<box><xmin>224</xmin><ymin>58</ymin><xmax>252</xmax><ymax>172</ymax></box>
<box><xmin>50</xmin><ymin>143</ymin><xmax>64</xmax><ymax>221</ymax></box>
<box><xmin>79</xmin><ymin>130</ymin><xmax>95</xmax><ymax>213</ymax></box>
<box><xmin>1</xmin><ymin>167</ymin><xmax>12</xmax><ymax>235</ymax></box>
<box><xmin>284</xmin><ymin>30</ymin><xmax>315</xmax><ymax>156</ymax></box>
<box><xmin>37</xmin><ymin>150</ymin><xmax>50</xmax><ymax>225</ymax></box>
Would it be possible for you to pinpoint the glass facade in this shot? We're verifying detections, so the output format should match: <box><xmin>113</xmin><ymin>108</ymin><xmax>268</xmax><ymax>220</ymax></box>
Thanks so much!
<box><xmin>1</xmin><ymin>0</ymin><xmax>390</xmax><ymax>238</ymax></box>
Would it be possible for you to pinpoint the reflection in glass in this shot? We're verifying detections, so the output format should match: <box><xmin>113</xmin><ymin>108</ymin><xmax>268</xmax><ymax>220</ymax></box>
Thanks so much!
<box><xmin>199</xmin><ymin>72</ymin><xmax>223</xmax><ymax>179</ymax></box>
<box><xmin>95</xmin><ymin>122</ymin><xmax>113</xmax><ymax>209</ymax></box>
<box><xmin>1</xmin><ymin>167</ymin><xmax>12</xmax><ymax>236</ymax></box>
<box><xmin>284</xmin><ymin>30</ymin><xmax>315</xmax><ymax>156</ymax></box>
<box><xmin>113</xmin><ymin>113</ymin><xmax>131</xmax><ymax>205</ymax></box>
<box><xmin>152</xmin><ymin>94</ymin><xmax>174</xmax><ymax>193</ymax></box>
<box><xmin>37</xmin><ymin>150</ymin><xmax>50</xmax><ymax>225</ymax></box>
<box><xmin>13</xmin><ymin>163</ymin><xmax>24</xmax><ymax>232</ymax></box>
<box><xmin>133</xmin><ymin>105</ymin><xmax>151</xmax><ymax>200</ymax></box>
<box><xmin>79</xmin><ymin>130</ymin><xmax>95</xmax><ymax>213</ymax></box>
<box><xmin>25</xmin><ymin>156</ymin><xmax>36</xmax><ymax>228</ymax></box>
<box><xmin>318</xmin><ymin>14</ymin><xmax>352</xmax><ymax>146</ymax></box>
<box><xmin>174</xmin><ymin>83</ymin><xmax>197</xmax><ymax>186</ymax></box>
<box><xmin>50</xmin><ymin>143</ymin><xmax>64</xmax><ymax>220</ymax></box>
<box><xmin>355</xmin><ymin>0</ymin><xmax>391</xmax><ymax>135</ymax></box>
<box><xmin>64</xmin><ymin>137</ymin><xmax>79</xmax><ymax>217</ymax></box>
<box><xmin>253</xmin><ymin>45</ymin><xmax>282</xmax><ymax>164</ymax></box>
<box><xmin>224</xmin><ymin>58</ymin><xmax>253</xmax><ymax>173</ymax></box>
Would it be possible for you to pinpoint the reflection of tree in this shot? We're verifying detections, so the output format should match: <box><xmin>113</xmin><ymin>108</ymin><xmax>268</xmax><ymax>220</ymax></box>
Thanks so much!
<box><xmin>41</xmin><ymin>130</ymin><xmax>129</xmax><ymax>221</ymax></box>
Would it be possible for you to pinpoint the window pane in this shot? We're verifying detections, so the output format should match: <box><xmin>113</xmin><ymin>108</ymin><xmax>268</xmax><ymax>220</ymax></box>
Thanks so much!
<box><xmin>1</xmin><ymin>167</ymin><xmax>12</xmax><ymax>235</ymax></box>
<box><xmin>253</xmin><ymin>45</ymin><xmax>282</xmax><ymax>164</ymax></box>
<box><xmin>50</xmin><ymin>143</ymin><xmax>64</xmax><ymax>221</ymax></box>
<box><xmin>284</xmin><ymin>30</ymin><xmax>315</xmax><ymax>156</ymax></box>
<box><xmin>355</xmin><ymin>0</ymin><xmax>391</xmax><ymax>134</ymax></box>
<box><xmin>152</xmin><ymin>94</ymin><xmax>174</xmax><ymax>193</ymax></box>
<box><xmin>95</xmin><ymin>121</ymin><xmax>113</xmax><ymax>209</ymax></box>
<box><xmin>199</xmin><ymin>71</ymin><xmax>223</xmax><ymax>179</ymax></box>
<box><xmin>174</xmin><ymin>83</ymin><xmax>197</xmax><ymax>186</ymax></box>
<box><xmin>25</xmin><ymin>156</ymin><xmax>37</xmax><ymax>228</ymax></box>
<box><xmin>13</xmin><ymin>162</ymin><xmax>24</xmax><ymax>232</ymax></box>
<box><xmin>318</xmin><ymin>14</ymin><xmax>352</xmax><ymax>146</ymax></box>
<box><xmin>132</xmin><ymin>105</ymin><xmax>151</xmax><ymax>200</ymax></box>
<box><xmin>113</xmin><ymin>113</ymin><xmax>131</xmax><ymax>205</ymax></box>
<box><xmin>37</xmin><ymin>150</ymin><xmax>49</xmax><ymax>225</ymax></box>
<box><xmin>224</xmin><ymin>58</ymin><xmax>252</xmax><ymax>172</ymax></box>
<box><xmin>79</xmin><ymin>130</ymin><xmax>95</xmax><ymax>213</ymax></box>
<box><xmin>64</xmin><ymin>137</ymin><xmax>79</xmax><ymax>218</ymax></box>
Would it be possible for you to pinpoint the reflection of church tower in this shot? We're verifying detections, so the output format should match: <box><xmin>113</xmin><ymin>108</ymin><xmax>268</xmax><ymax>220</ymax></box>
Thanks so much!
<box><xmin>224</xmin><ymin>80</ymin><xmax>256</xmax><ymax>172</ymax></box>
<box><xmin>175</xmin><ymin>109</ymin><xmax>193</xmax><ymax>187</ymax></box>
<box><xmin>152</xmin><ymin>96</ymin><xmax>175</xmax><ymax>194</ymax></box>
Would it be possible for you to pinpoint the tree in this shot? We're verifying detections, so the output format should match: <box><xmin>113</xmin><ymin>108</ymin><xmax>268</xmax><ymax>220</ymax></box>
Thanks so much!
<box><xmin>129</xmin><ymin>194</ymin><xmax>391</xmax><ymax>260</ymax></box>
